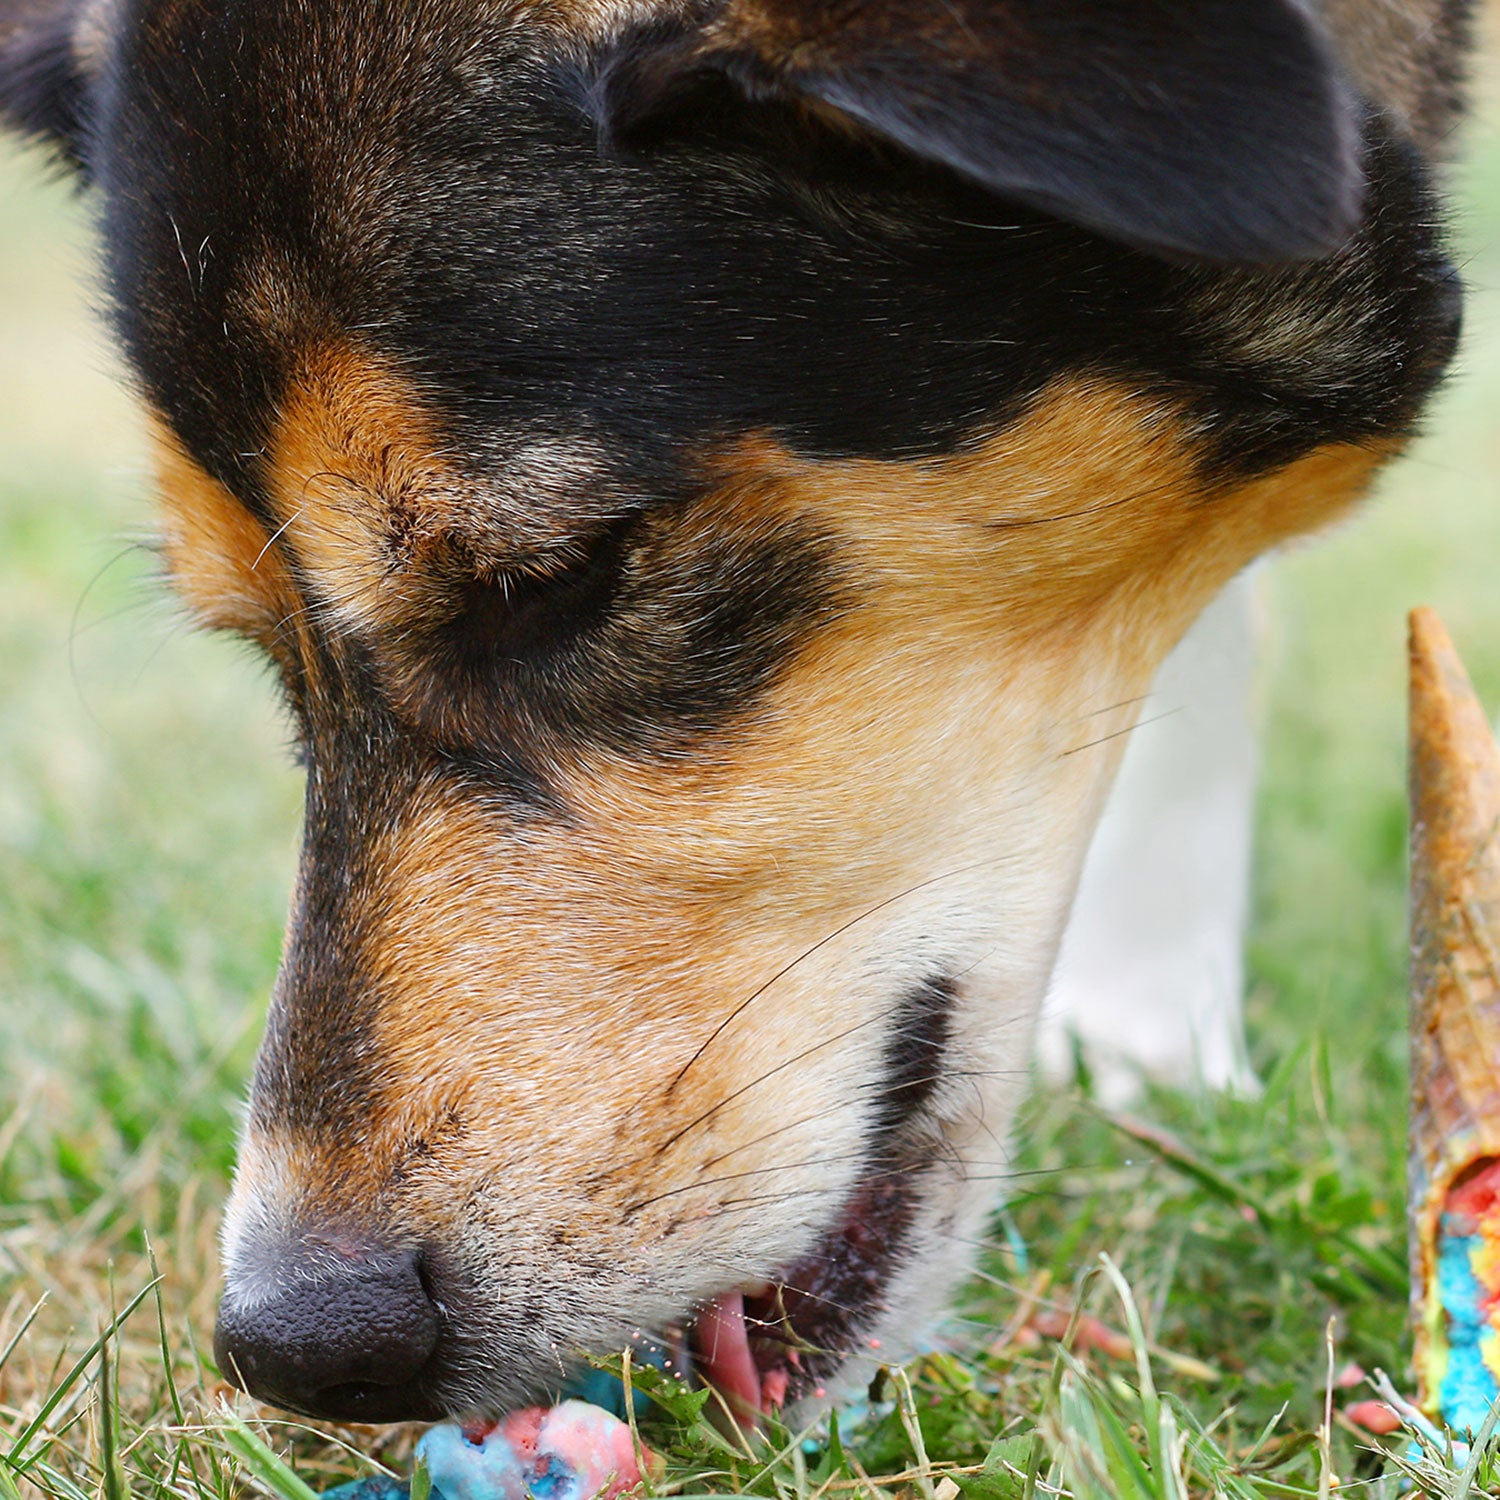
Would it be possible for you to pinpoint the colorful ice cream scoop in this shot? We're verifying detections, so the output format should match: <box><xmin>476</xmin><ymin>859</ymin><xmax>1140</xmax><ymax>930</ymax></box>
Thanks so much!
<box><xmin>320</xmin><ymin>1336</ymin><xmax>681</xmax><ymax>1500</ymax></box>
<box><xmin>417</xmin><ymin>1402</ymin><xmax>658</xmax><ymax>1500</ymax></box>
<box><xmin>1408</xmin><ymin>609</ymin><xmax>1500</xmax><ymax>1434</ymax></box>
<box><xmin>321</xmin><ymin>1401</ymin><xmax>658</xmax><ymax>1500</ymax></box>
<box><xmin>1433</xmin><ymin>1161</ymin><xmax>1500</xmax><ymax>1432</ymax></box>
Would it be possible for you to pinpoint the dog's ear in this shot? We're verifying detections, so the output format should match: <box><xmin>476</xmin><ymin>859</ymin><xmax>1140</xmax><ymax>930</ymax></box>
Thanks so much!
<box><xmin>593</xmin><ymin>0</ymin><xmax>1363</xmax><ymax>264</ymax></box>
<box><xmin>0</xmin><ymin>0</ymin><xmax>95</xmax><ymax>170</ymax></box>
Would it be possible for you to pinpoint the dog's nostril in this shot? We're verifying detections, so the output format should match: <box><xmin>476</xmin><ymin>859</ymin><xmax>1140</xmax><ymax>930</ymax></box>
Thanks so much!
<box><xmin>215</xmin><ymin>1246</ymin><xmax>441</xmax><ymax>1420</ymax></box>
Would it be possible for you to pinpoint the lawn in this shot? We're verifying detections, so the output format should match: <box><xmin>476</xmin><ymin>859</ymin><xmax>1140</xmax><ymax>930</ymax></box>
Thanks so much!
<box><xmin>4</xmin><ymin>40</ymin><xmax>1500</xmax><ymax>1500</ymax></box>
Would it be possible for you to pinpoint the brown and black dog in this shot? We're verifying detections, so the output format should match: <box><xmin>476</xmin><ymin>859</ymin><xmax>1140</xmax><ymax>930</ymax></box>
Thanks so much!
<box><xmin>0</xmin><ymin>0</ymin><xmax>1472</xmax><ymax>1431</ymax></box>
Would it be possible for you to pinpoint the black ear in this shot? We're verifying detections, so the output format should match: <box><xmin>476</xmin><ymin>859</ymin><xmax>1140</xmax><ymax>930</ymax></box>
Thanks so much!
<box><xmin>0</xmin><ymin>0</ymin><xmax>92</xmax><ymax>170</ymax></box>
<box><xmin>595</xmin><ymin>0</ymin><xmax>1365</xmax><ymax>264</ymax></box>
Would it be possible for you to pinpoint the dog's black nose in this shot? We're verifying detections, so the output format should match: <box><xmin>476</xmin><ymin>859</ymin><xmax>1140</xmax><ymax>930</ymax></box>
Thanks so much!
<box><xmin>214</xmin><ymin>1245</ymin><xmax>443</xmax><ymax>1421</ymax></box>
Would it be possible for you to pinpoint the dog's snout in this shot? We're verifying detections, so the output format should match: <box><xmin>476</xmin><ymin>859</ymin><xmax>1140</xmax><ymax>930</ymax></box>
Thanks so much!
<box><xmin>214</xmin><ymin>1245</ymin><xmax>443</xmax><ymax>1421</ymax></box>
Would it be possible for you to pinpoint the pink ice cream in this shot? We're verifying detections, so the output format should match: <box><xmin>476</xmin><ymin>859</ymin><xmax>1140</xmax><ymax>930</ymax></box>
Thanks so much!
<box><xmin>416</xmin><ymin>1401</ymin><xmax>657</xmax><ymax>1500</ymax></box>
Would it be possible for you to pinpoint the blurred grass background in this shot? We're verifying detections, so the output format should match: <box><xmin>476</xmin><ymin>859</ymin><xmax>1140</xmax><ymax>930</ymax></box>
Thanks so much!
<box><xmin>0</xmin><ymin>151</ymin><xmax>299</xmax><ymax>1210</ymax></box>
<box><xmin>2</xmin><ymin>27</ymin><xmax>1500</xmax><ymax>1498</ymax></box>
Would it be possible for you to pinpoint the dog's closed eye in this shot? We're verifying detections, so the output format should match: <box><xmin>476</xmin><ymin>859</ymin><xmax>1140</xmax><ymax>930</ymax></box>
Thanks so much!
<box><xmin>443</xmin><ymin>513</ymin><xmax>641</xmax><ymax>665</ymax></box>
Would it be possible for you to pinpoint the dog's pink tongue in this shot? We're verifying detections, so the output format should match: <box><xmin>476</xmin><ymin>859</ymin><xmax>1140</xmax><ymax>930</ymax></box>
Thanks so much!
<box><xmin>689</xmin><ymin>1291</ymin><xmax>761</xmax><ymax>1420</ymax></box>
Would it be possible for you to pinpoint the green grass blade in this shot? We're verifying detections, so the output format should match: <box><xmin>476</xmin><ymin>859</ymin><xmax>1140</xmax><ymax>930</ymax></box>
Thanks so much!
<box><xmin>1055</xmin><ymin>1362</ymin><xmax>1156</xmax><ymax>1500</ymax></box>
<box><xmin>212</xmin><ymin>1407</ymin><xmax>321</xmax><ymax>1500</ymax></box>
<box><xmin>1453</xmin><ymin>1391</ymin><xmax>1500</xmax><ymax>1500</ymax></box>
<box><xmin>409</xmin><ymin>1454</ymin><xmax>431</xmax><ymax>1500</ymax></box>
<box><xmin>0</xmin><ymin>1297</ymin><xmax>46</xmax><ymax>1376</ymax></box>
<box><xmin>6</xmin><ymin>1277</ymin><xmax>160</xmax><ymax>1467</ymax></box>
<box><xmin>97</xmin><ymin>1316</ymin><xmax>127</xmax><ymax>1500</ymax></box>
<box><xmin>146</xmin><ymin>1243</ymin><xmax>186</xmax><ymax>1429</ymax></box>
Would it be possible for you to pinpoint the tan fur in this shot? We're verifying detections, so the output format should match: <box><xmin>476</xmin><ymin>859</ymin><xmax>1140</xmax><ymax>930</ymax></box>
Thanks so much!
<box><xmin>264</xmin><ymin>340</ymin><xmax>630</xmax><ymax>655</ymax></box>
<box><xmin>152</xmin><ymin>422</ymin><xmax>298</xmax><ymax>649</ymax></box>
<box><xmin>213</xmin><ymin>373</ymin><xmax>1390</xmax><ymax>1387</ymax></box>
<box><xmin>265</xmin><ymin>343</ymin><xmax>463</xmax><ymax>640</ymax></box>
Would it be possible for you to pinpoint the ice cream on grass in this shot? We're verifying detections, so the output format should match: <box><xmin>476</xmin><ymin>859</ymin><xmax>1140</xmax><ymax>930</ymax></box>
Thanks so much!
<box><xmin>322</xmin><ymin>1400</ymin><xmax>659</xmax><ymax>1500</ymax></box>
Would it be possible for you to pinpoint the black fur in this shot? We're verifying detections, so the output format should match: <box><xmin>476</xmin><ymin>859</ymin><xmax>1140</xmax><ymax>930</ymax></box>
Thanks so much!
<box><xmin>0</xmin><ymin>0</ymin><xmax>89</xmax><ymax>166</ymax></box>
<box><xmin>251</xmin><ymin>663</ymin><xmax>417</xmax><ymax>1140</ymax></box>
<box><xmin>869</xmin><ymin>975</ymin><xmax>956</xmax><ymax>1149</ymax></box>
<box><xmin>0</xmin><ymin>0</ymin><xmax>1457</xmax><ymax>842</ymax></box>
<box><xmin>391</xmin><ymin>505</ymin><xmax>844</xmax><ymax>768</ymax></box>
<box><xmin>84</xmin><ymin>2</ymin><xmax>1459</xmax><ymax>515</ymax></box>
<box><xmin>594</xmin><ymin>0</ymin><xmax>1365</xmax><ymax>263</ymax></box>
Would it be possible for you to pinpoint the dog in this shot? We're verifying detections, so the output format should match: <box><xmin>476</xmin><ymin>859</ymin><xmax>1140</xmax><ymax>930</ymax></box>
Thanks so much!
<box><xmin>1040</xmin><ymin>569</ymin><xmax>1264</xmax><ymax>1103</ymax></box>
<box><xmin>0</xmin><ymin>0</ymin><xmax>1471</xmax><ymax>1431</ymax></box>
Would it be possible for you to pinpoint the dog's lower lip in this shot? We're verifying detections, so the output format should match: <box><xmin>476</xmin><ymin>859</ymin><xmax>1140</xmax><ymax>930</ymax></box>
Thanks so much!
<box><xmin>686</xmin><ymin>1166</ymin><xmax>919</xmax><ymax>1416</ymax></box>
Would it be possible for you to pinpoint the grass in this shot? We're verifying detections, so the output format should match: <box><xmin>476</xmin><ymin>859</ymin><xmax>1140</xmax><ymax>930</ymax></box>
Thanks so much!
<box><xmin>6</xmin><ymin>41</ymin><xmax>1500</xmax><ymax>1500</ymax></box>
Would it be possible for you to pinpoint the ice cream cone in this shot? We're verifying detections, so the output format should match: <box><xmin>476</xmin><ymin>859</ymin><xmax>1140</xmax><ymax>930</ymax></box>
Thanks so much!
<box><xmin>1408</xmin><ymin>606</ymin><xmax>1500</xmax><ymax>1422</ymax></box>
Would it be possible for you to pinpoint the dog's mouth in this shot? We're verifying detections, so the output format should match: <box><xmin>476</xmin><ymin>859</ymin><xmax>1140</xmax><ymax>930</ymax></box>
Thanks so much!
<box><xmin>682</xmin><ymin>1166</ymin><xmax>919</xmax><ymax>1420</ymax></box>
<box><xmin>648</xmin><ymin>971</ymin><xmax>955</xmax><ymax>1422</ymax></box>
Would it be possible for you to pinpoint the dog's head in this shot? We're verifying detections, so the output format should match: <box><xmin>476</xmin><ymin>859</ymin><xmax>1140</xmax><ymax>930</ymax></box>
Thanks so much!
<box><xmin>2</xmin><ymin>0</ymin><xmax>1464</xmax><ymax>1426</ymax></box>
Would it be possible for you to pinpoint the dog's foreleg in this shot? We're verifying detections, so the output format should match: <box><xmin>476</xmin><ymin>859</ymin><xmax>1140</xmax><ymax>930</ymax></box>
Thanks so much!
<box><xmin>1037</xmin><ymin>570</ymin><xmax>1263</xmax><ymax>1103</ymax></box>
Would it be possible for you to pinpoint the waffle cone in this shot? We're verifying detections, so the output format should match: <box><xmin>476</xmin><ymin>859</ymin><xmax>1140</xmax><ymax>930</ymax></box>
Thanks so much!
<box><xmin>1408</xmin><ymin>607</ymin><xmax>1500</xmax><ymax>1410</ymax></box>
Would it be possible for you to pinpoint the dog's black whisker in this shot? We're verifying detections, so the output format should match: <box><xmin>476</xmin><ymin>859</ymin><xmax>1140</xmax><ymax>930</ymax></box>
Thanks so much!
<box><xmin>708</xmin><ymin>1185</ymin><xmax>849</xmax><ymax>1216</ymax></box>
<box><xmin>1079</xmin><ymin>692</ymin><xmax>1155</xmax><ymax>721</ymax></box>
<box><xmin>662</xmin><ymin>858</ymin><xmax>1015</xmax><ymax>1100</ymax></box>
<box><xmin>983</xmin><ymin>478</ymin><xmax>1172</xmax><ymax>533</ymax></box>
<box><xmin>644</xmin><ymin>998</ymin><xmax>1017</xmax><ymax>1178</ymax></box>
<box><xmin>621</xmin><ymin>1152</ymin><xmax>871</xmax><ymax>1219</ymax></box>
<box><xmin>654</xmin><ymin>1015</ymin><xmax>889</xmax><ymax>1161</ymax></box>
<box><xmin>695</xmin><ymin>1099</ymin><xmax>860</xmax><ymax>1173</ymax></box>
<box><xmin>1059</xmin><ymin>705</ymin><xmax>1184</xmax><ymax>759</ymax></box>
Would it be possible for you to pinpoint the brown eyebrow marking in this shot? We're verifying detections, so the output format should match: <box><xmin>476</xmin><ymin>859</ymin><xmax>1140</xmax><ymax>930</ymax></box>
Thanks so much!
<box><xmin>266</xmin><ymin>340</ymin><xmax>463</xmax><ymax>642</ymax></box>
<box><xmin>152</xmin><ymin>417</ymin><xmax>299</xmax><ymax>646</ymax></box>
<box><xmin>264</xmin><ymin>338</ymin><xmax>632</xmax><ymax>652</ymax></box>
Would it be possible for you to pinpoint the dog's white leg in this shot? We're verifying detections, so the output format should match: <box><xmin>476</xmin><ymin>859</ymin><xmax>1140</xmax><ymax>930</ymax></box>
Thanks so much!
<box><xmin>1036</xmin><ymin>570</ymin><xmax>1262</xmax><ymax>1103</ymax></box>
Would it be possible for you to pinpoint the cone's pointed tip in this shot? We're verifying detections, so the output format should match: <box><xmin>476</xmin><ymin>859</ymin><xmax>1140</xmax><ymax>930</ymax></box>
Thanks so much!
<box><xmin>1409</xmin><ymin>603</ymin><xmax>1500</xmax><ymax>879</ymax></box>
<box><xmin>1410</xmin><ymin>605</ymin><xmax>1461</xmax><ymax>673</ymax></box>
<box><xmin>1409</xmin><ymin>605</ymin><xmax>1490</xmax><ymax>742</ymax></box>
